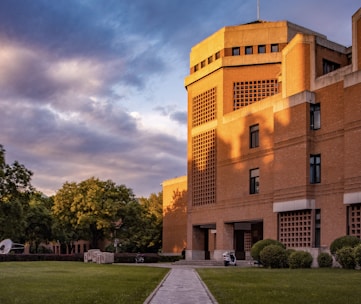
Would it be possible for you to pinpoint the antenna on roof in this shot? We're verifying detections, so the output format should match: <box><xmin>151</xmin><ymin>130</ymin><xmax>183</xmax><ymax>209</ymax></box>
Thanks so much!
<box><xmin>257</xmin><ymin>0</ymin><xmax>260</xmax><ymax>20</ymax></box>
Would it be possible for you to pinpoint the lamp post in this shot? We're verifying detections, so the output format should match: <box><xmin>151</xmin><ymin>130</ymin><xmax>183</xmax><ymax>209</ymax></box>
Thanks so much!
<box><xmin>113</xmin><ymin>218</ymin><xmax>123</xmax><ymax>254</ymax></box>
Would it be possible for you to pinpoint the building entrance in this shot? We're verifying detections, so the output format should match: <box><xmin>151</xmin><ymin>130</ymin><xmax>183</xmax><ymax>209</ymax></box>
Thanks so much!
<box><xmin>234</xmin><ymin>221</ymin><xmax>263</xmax><ymax>260</ymax></box>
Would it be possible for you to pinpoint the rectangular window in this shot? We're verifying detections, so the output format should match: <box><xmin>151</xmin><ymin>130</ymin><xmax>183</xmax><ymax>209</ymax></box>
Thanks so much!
<box><xmin>208</xmin><ymin>56</ymin><xmax>213</xmax><ymax>64</ymax></box>
<box><xmin>250</xmin><ymin>168</ymin><xmax>259</xmax><ymax>194</ymax></box>
<box><xmin>201</xmin><ymin>60</ymin><xmax>206</xmax><ymax>68</ymax></box>
<box><xmin>250</xmin><ymin>124</ymin><xmax>259</xmax><ymax>148</ymax></box>
<box><xmin>258</xmin><ymin>45</ymin><xmax>266</xmax><ymax>54</ymax></box>
<box><xmin>245</xmin><ymin>46</ymin><xmax>253</xmax><ymax>55</ymax></box>
<box><xmin>310</xmin><ymin>103</ymin><xmax>321</xmax><ymax>130</ymax></box>
<box><xmin>232</xmin><ymin>47</ymin><xmax>240</xmax><ymax>56</ymax></box>
<box><xmin>194</xmin><ymin>64</ymin><xmax>198</xmax><ymax>72</ymax></box>
<box><xmin>271</xmin><ymin>44</ymin><xmax>279</xmax><ymax>52</ymax></box>
<box><xmin>323</xmin><ymin>59</ymin><xmax>340</xmax><ymax>74</ymax></box>
<box><xmin>310</xmin><ymin>154</ymin><xmax>321</xmax><ymax>184</ymax></box>
<box><xmin>315</xmin><ymin>209</ymin><xmax>321</xmax><ymax>248</ymax></box>
<box><xmin>215</xmin><ymin>51</ymin><xmax>220</xmax><ymax>60</ymax></box>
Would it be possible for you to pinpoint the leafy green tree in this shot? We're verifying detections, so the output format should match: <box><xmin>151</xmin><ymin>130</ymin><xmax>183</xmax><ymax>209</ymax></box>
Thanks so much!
<box><xmin>25</xmin><ymin>193</ymin><xmax>53</xmax><ymax>253</ymax></box>
<box><xmin>53</xmin><ymin>177</ymin><xmax>135</xmax><ymax>249</ymax></box>
<box><xmin>116</xmin><ymin>200</ymin><xmax>161</xmax><ymax>253</ymax></box>
<box><xmin>138</xmin><ymin>191</ymin><xmax>163</xmax><ymax>252</ymax></box>
<box><xmin>0</xmin><ymin>145</ymin><xmax>34</xmax><ymax>242</ymax></box>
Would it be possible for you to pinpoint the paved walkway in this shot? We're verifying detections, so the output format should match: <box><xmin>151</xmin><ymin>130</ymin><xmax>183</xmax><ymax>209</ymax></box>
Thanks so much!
<box><xmin>144</xmin><ymin>266</ymin><xmax>218</xmax><ymax>304</ymax></box>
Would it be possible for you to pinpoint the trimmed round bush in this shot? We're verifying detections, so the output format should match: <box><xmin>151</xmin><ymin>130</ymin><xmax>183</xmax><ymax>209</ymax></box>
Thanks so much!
<box><xmin>251</xmin><ymin>239</ymin><xmax>285</xmax><ymax>262</ymax></box>
<box><xmin>330</xmin><ymin>236</ymin><xmax>361</xmax><ymax>255</ymax></box>
<box><xmin>336</xmin><ymin>247</ymin><xmax>356</xmax><ymax>269</ymax></box>
<box><xmin>288</xmin><ymin>251</ymin><xmax>313</xmax><ymax>269</ymax></box>
<box><xmin>353</xmin><ymin>243</ymin><xmax>361</xmax><ymax>267</ymax></box>
<box><xmin>259</xmin><ymin>244</ymin><xmax>287</xmax><ymax>268</ymax></box>
<box><xmin>317</xmin><ymin>252</ymin><xmax>333</xmax><ymax>268</ymax></box>
<box><xmin>284</xmin><ymin>249</ymin><xmax>296</xmax><ymax>268</ymax></box>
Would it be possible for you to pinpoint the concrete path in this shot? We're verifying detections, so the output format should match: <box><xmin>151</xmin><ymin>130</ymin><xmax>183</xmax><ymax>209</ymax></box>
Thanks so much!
<box><xmin>144</xmin><ymin>267</ymin><xmax>218</xmax><ymax>304</ymax></box>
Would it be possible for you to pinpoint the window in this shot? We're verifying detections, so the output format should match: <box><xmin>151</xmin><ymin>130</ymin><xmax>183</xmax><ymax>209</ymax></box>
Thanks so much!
<box><xmin>250</xmin><ymin>124</ymin><xmax>259</xmax><ymax>148</ymax></box>
<box><xmin>310</xmin><ymin>103</ymin><xmax>321</xmax><ymax>130</ymax></box>
<box><xmin>215</xmin><ymin>51</ymin><xmax>220</xmax><ymax>60</ymax></box>
<box><xmin>233</xmin><ymin>79</ymin><xmax>278</xmax><ymax>110</ymax></box>
<box><xmin>271</xmin><ymin>44</ymin><xmax>279</xmax><ymax>52</ymax></box>
<box><xmin>208</xmin><ymin>56</ymin><xmax>213</xmax><ymax>64</ymax></box>
<box><xmin>245</xmin><ymin>46</ymin><xmax>253</xmax><ymax>55</ymax></box>
<box><xmin>310</xmin><ymin>154</ymin><xmax>321</xmax><ymax>184</ymax></box>
<box><xmin>347</xmin><ymin>204</ymin><xmax>361</xmax><ymax>238</ymax></box>
<box><xmin>258</xmin><ymin>45</ymin><xmax>266</xmax><ymax>54</ymax></box>
<box><xmin>194</xmin><ymin>64</ymin><xmax>198</xmax><ymax>72</ymax></box>
<box><xmin>315</xmin><ymin>209</ymin><xmax>321</xmax><ymax>248</ymax></box>
<box><xmin>323</xmin><ymin>59</ymin><xmax>340</xmax><ymax>74</ymax></box>
<box><xmin>232</xmin><ymin>47</ymin><xmax>240</xmax><ymax>56</ymax></box>
<box><xmin>250</xmin><ymin>168</ymin><xmax>259</xmax><ymax>194</ymax></box>
<box><xmin>201</xmin><ymin>60</ymin><xmax>206</xmax><ymax>68</ymax></box>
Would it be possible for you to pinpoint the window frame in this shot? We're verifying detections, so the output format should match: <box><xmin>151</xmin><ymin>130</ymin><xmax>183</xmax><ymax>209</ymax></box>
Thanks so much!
<box><xmin>250</xmin><ymin>168</ymin><xmax>260</xmax><ymax>194</ymax></box>
<box><xmin>250</xmin><ymin>124</ymin><xmax>259</xmax><ymax>148</ymax></box>
<box><xmin>258</xmin><ymin>45</ymin><xmax>266</xmax><ymax>54</ymax></box>
<box><xmin>310</xmin><ymin>103</ymin><xmax>321</xmax><ymax>130</ymax></box>
<box><xmin>310</xmin><ymin>154</ymin><xmax>321</xmax><ymax>184</ymax></box>
<box><xmin>245</xmin><ymin>46</ymin><xmax>253</xmax><ymax>55</ymax></box>
<box><xmin>271</xmin><ymin>44</ymin><xmax>279</xmax><ymax>52</ymax></box>
<box><xmin>232</xmin><ymin>47</ymin><xmax>240</xmax><ymax>56</ymax></box>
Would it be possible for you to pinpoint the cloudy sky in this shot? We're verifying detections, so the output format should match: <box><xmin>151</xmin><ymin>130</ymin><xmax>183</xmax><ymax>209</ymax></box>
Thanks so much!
<box><xmin>0</xmin><ymin>0</ymin><xmax>359</xmax><ymax>197</ymax></box>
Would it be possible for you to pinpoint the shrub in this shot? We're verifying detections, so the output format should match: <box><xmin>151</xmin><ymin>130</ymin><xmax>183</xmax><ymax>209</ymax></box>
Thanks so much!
<box><xmin>288</xmin><ymin>251</ymin><xmax>313</xmax><ymax>269</ymax></box>
<box><xmin>251</xmin><ymin>239</ymin><xmax>285</xmax><ymax>262</ymax></box>
<box><xmin>259</xmin><ymin>244</ymin><xmax>287</xmax><ymax>268</ymax></box>
<box><xmin>317</xmin><ymin>252</ymin><xmax>333</xmax><ymax>268</ymax></box>
<box><xmin>336</xmin><ymin>247</ymin><xmax>356</xmax><ymax>269</ymax></box>
<box><xmin>284</xmin><ymin>249</ymin><xmax>296</xmax><ymax>268</ymax></box>
<box><xmin>330</xmin><ymin>236</ymin><xmax>361</xmax><ymax>255</ymax></box>
<box><xmin>353</xmin><ymin>243</ymin><xmax>361</xmax><ymax>267</ymax></box>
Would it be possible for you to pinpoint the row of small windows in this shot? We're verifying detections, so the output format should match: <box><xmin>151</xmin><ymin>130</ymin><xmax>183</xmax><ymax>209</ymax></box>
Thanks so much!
<box><xmin>194</xmin><ymin>51</ymin><xmax>221</xmax><ymax>72</ymax></box>
<box><xmin>192</xmin><ymin>44</ymin><xmax>279</xmax><ymax>73</ymax></box>
<box><xmin>232</xmin><ymin>44</ymin><xmax>279</xmax><ymax>56</ymax></box>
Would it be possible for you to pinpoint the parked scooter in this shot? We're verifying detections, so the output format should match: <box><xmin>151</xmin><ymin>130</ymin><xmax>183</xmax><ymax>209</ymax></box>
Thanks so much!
<box><xmin>135</xmin><ymin>253</ymin><xmax>144</xmax><ymax>263</ymax></box>
<box><xmin>223</xmin><ymin>251</ymin><xmax>237</xmax><ymax>266</ymax></box>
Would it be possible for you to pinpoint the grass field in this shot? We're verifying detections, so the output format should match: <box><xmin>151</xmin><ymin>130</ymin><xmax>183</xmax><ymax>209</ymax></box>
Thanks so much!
<box><xmin>2</xmin><ymin>262</ymin><xmax>361</xmax><ymax>304</ymax></box>
<box><xmin>197</xmin><ymin>267</ymin><xmax>361</xmax><ymax>304</ymax></box>
<box><xmin>0</xmin><ymin>262</ymin><xmax>169</xmax><ymax>304</ymax></box>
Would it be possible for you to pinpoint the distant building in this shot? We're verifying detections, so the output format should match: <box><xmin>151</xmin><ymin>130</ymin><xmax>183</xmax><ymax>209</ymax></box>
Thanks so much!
<box><xmin>162</xmin><ymin>8</ymin><xmax>361</xmax><ymax>261</ymax></box>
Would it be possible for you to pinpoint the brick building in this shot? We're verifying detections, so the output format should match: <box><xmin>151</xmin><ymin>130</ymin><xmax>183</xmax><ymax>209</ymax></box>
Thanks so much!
<box><xmin>162</xmin><ymin>8</ymin><xmax>361</xmax><ymax>261</ymax></box>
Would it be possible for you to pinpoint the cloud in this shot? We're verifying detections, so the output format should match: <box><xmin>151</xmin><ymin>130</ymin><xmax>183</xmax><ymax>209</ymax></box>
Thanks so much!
<box><xmin>0</xmin><ymin>0</ymin><xmax>357</xmax><ymax>197</ymax></box>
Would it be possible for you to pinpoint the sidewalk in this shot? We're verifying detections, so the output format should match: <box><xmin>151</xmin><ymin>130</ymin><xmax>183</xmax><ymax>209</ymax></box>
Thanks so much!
<box><xmin>144</xmin><ymin>266</ymin><xmax>218</xmax><ymax>304</ymax></box>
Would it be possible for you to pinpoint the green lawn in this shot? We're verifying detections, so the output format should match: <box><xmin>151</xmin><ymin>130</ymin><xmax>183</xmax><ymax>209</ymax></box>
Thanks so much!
<box><xmin>0</xmin><ymin>262</ymin><xmax>169</xmax><ymax>304</ymax></box>
<box><xmin>198</xmin><ymin>267</ymin><xmax>361</xmax><ymax>304</ymax></box>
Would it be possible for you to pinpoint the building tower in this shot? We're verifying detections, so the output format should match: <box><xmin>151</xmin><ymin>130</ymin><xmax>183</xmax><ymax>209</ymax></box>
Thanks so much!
<box><xmin>163</xmin><ymin>8</ymin><xmax>361</xmax><ymax>262</ymax></box>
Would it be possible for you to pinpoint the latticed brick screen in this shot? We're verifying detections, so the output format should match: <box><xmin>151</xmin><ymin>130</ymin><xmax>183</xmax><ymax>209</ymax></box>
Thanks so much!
<box><xmin>233</xmin><ymin>79</ymin><xmax>278</xmax><ymax>110</ymax></box>
<box><xmin>192</xmin><ymin>87</ymin><xmax>217</xmax><ymax>127</ymax></box>
<box><xmin>279</xmin><ymin>210</ymin><xmax>312</xmax><ymax>247</ymax></box>
<box><xmin>349</xmin><ymin>204</ymin><xmax>361</xmax><ymax>238</ymax></box>
<box><xmin>192</xmin><ymin>129</ymin><xmax>216</xmax><ymax>206</ymax></box>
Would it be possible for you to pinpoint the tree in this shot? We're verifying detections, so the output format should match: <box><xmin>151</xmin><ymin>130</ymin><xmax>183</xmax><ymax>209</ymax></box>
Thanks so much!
<box><xmin>137</xmin><ymin>191</ymin><xmax>163</xmax><ymax>252</ymax></box>
<box><xmin>0</xmin><ymin>144</ymin><xmax>34</xmax><ymax>242</ymax></box>
<box><xmin>52</xmin><ymin>177</ymin><xmax>135</xmax><ymax>249</ymax></box>
<box><xmin>25</xmin><ymin>193</ymin><xmax>53</xmax><ymax>253</ymax></box>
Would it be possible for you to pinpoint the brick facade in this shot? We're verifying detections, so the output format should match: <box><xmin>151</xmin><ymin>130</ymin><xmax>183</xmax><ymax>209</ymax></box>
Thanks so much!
<box><xmin>163</xmin><ymin>8</ymin><xmax>361</xmax><ymax>261</ymax></box>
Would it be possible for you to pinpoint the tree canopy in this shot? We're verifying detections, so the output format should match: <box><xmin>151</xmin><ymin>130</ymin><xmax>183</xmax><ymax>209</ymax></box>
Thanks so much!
<box><xmin>0</xmin><ymin>145</ymin><xmax>34</xmax><ymax>242</ymax></box>
<box><xmin>0</xmin><ymin>144</ymin><xmax>163</xmax><ymax>254</ymax></box>
<box><xmin>53</xmin><ymin>177</ymin><xmax>136</xmax><ymax>248</ymax></box>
